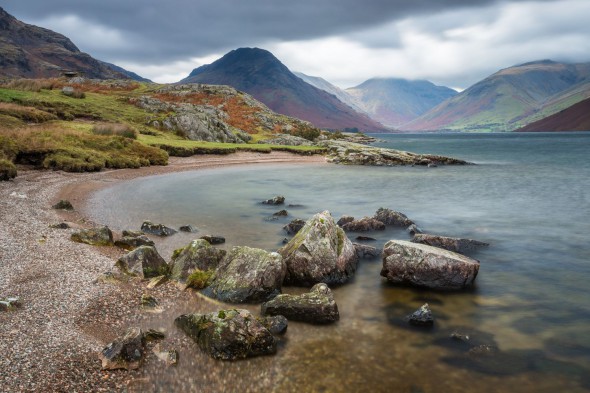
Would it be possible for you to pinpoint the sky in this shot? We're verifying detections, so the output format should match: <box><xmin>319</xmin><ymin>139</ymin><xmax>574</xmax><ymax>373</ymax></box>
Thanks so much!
<box><xmin>4</xmin><ymin>0</ymin><xmax>590</xmax><ymax>90</ymax></box>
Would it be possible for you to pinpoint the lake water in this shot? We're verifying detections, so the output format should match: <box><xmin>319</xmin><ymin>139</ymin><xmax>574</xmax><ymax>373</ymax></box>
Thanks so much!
<box><xmin>88</xmin><ymin>132</ymin><xmax>590</xmax><ymax>392</ymax></box>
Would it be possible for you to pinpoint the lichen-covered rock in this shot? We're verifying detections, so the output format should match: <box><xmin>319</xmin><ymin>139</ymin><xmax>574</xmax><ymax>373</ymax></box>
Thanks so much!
<box><xmin>279</xmin><ymin>211</ymin><xmax>358</xmax><ymax>286</ymax></box>
<box><xmin>114</xmin><ymin>235</ymin><xmax>155</xmax><ymax>251</ymax></box>
<box><xmin>381</xmin><ymin>240</ymin><xmax>480</xmax><ymax>290</ymax></box>
<box><xmin>71</xmin><ymin>226</ymin><xmax>113</xmax><ymax>246</ymax></box>
<box><xmin>52</xmin><ymin>199</ymin><xmax>74</xmax><ymax>211</ymax></box>
<box><xmin>411</xmin><ymin>234</ymin><xmax>489</xmax><ymax>254</ymax></box>
<box><xmin>341</xmin><ymin>217</ymin><xmax>386</xmax><ymax>232</ymax></box>
<box><xmin>283</xmin><ymin>218</ymin><xmax>305</xmax><ymax>235</ymax></box>
<box><xmin>406</xmin><ymin>303</ymin><xmax>434</xmax><ymax>326</ymax></box>
<box><xmin>175</xmin><ymin>309</ymin><xmax>277</xmax><ymax>360</ymax></box>
<box><xmin>199</xmin><ymin>235</ymin><xmax>225</xmax><ymax>245</ymax></box>
<box><xmin>141</xmin><ymin>221</ymin><xmax>177</xmax><ymax>236</ymax></box>
<box><xmin>261</xmin><ymin>283</ymin><xmax>339</xmax><ymax>324</ymax></box>
<box><xmin>203</xmin><ymin>246</ymin><xmax>286</xmax><ymax>303</ymax></box>
<box><xmin>169</xmin><ymin>239</ymin><xmax>226</xmax><ymax>282</ymax></box>
<box><xmin>116</xmin><ymin>246</ymin><xmax>169</xmax><ymax>279</ymax></box>
<box><xmin>262</xmin><ymin>195</ymin><xmax>285</xmax><ymax>205</ymax></box>
<box><xmin>374</xmin><ymin>208</ymin><xmax>414</xmax><ymax>227</ymax></box>
<box><xmin>99</xmin><ymin>327</ymin><xmax>145</xmax><ymax>370</ymax></box>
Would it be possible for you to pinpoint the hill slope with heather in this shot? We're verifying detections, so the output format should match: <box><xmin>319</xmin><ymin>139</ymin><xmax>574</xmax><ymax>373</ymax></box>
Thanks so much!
<box><xmin>180</xmin><ymin>48</ymin><xmax>389</xmax><ymax>132</ymax></box>
<box><xmin>403</xmin><ymin>60</ymin><xmax>590</xmax><ymax>132</ymax></box>
<box><xmin>517</xmin><ymin>97</ymin><xmax>590</xmax><ymax>132</ymax></box>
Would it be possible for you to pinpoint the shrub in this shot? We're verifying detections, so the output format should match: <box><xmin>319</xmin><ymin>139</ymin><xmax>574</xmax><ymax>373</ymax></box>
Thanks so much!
<box><xmin>185</xmin><ymin>269</ymin><xmax>215</xmax><ymax>290</ymax></box>
<box><xmin>92</xmin><ymin>123</ymin><xmax>138</xmax><ymax>139</ymax></box>
<box><xmin>0</xmin><ymin>158</ymin><xmax>17</xmax><ymax>180</ymax></box>
<box><xmin>291</xmin><ymin>125</ymin><xmax>321</xmax><ymax>141</ymax></box>
<box><xmin>0</xmin><ymin>135</ymin><xmax>19</xmax><ymax>161</ymax></box>
<box><xmin>42</xmin><ymin>149</ymin><xmax>106</xmax><ymax>172</ymax></box>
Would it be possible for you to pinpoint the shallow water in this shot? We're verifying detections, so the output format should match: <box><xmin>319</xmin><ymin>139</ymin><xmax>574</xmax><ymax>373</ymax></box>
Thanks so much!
<box><xmin>88</xmin><ymin>132</ymin><xmax>590</xmax><ymax>392</ymax></box>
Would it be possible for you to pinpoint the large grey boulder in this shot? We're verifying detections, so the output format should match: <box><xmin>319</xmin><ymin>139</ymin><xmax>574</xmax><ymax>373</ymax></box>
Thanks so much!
<box><xmin>202</xmin><ymin>246</ymin><xmax>286</xmax><ymax>303</ymax></box>
<box><xmin>261</xmin><ymin>283</ymin><xmax>339</xmax><ymax>324</ymax></box>
<box><xmin>381</xmin><ymin>240</ymin><xmax>480</xmax><ymax>290</ymax></box>
<box><xmin>373</xmin><ymin>208</ymin><xmax>414</xmax><ymax>227</ymax></box>
<box><xmin>411</xmin><ymin>234</ymin><xmax>489</xmax><ymax>254</ymax></box>
<box><xmin>116</xmin><ymin>246</ymin><xmax>169</xmax><ymax>279</ymax></box>
<box><xmin>169</xmin><ymin>239</ymin><xmax>226</xmax><ymax>282</ymax></box>
<box><xmin>71</xmin><ymin>226</ymin><xmax>113</xmax><ymax>246</ymax></box>
<box><xmin>175</xmin><ymin>309</ymin><xmax>277</xmax><ymax>360</ymax></box>
<box><xmin>279</xmin><ymin>211</ymin><xmax>358</xmax><ymax>286</ymax></box>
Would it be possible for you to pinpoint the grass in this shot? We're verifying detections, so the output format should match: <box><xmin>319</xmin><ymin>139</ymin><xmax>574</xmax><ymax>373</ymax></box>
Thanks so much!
<box><xmin>0</xmin><ymin>78</ymin><xmax>329</xmax><ymax>179</ymax></box>
<box><xmin>186</xmin><ymin>269</ymin><xmax>215</xmax><ymax>290</ymax></box>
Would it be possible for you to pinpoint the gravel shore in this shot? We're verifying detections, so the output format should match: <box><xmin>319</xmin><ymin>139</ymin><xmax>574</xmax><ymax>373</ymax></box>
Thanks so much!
<box><xmin>0</xmin><ymin>152</ymin><xmax>325</xmax><ymax>392</ymax></box>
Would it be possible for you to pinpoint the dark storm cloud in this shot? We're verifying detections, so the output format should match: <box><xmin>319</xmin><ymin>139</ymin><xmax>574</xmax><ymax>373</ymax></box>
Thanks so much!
<box><xmin>3</xmin><ymin>0</ymin><xmax>549</xmax><ymax>63</ymax></box>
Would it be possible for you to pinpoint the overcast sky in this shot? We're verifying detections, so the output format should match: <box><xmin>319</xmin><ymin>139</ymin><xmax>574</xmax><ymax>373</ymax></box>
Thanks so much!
<box><xmin>4</xmin><ymin>0</ymin><xmax>590</xmax><ymax>90</ymax></box>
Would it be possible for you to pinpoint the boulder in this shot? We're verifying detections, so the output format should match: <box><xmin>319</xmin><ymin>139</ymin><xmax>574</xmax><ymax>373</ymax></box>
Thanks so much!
<box><xmin>353</xmin><ymin>243</ymin><xmax>380</xmax><ymax>259</ymax></box>
<box><xmin>262</xmin><ymin>195</ymin><xmax>285</xmax><ymax>205</ymax></box>
<box><xmin>199</xmin><ymin>235</ymin><xmax>225</xmax><ymax>245</ymax></box>
<box><xmin>175</xmin><ymin>309</ymin><xmax>277</xmax><ymax>360</ymax></box>
<box><xmin>116</xmin><ymin>246</ymin><xmax>169</xmax><ymax>279</ymax></box>
<box><xmin>261</xmin><ymin>283</ymin><xmax>339</xmax><ymax>324</ymax></box>
<box><xmin>203</xmin><ymin>246</ymin><xmax>286</xmax><ymax>303</ymax></box>
<box><xmin>411</xmin><ymin>234</ymin><xmax>489</xmax><ymax>254</ymax></box>
<box><xmin>114</xmin><ymin>235</ymin><xmax>155</xmax><ymax>251</ymax></box>
<box><xmin>169</xmin><ymin>239</ymin><xmax>226</xmax><ymax>282</ymax></box>
<box><xmin>279</xmin><ymin>211</ymin><xmax>358</xmax><ymax>286</ymax></box>
<box><xmin>52</xmin><ymin>200</ymin><xmax>74</xmax><ymax>211</ymax></box>
<box><xmin>273</xmin><ymin>210</ymin><xmax>288</xmax><ymax>217</ymax></box>
<box><xmin>341</xmin><ymin>217</ymin><xmax>386</xmax><ymax>232</ymax></box>
<box><xmin>373</xmin><ymin>208</ymin><xmax>414</xmax><ymax>227</ymax></box>
<box><xmin>71</xmin><ymin>226</ymin><xmax>113</xmax><ymax>246</ymax></box>
<box><xmin>406</xmin><ymin>303</ymin><xmax>434</xmax><ymax>326</ymax></box>
<box><xmin>381</xmin><ymin>240</ymin><xmax>480</xmax><ymax>290</ymax></box>
<box><xmin>336</xmin><ymin>215</ymin><xmax>355</xmax><ymax>227</ymax></box>
<box><xmin>179</xmin><ymin>224</ymin><xmax>198</xmax><ymax>233</ymax></box>
<box><xmin>99</xmin><ymin>327</ymin><xmax>145</xmax><ymax>370</ymax></box>
<box><xmin>141</xmin><ymin>221</ymin><xmax>177</xmax><ymax>236</ymax></box>
<box><xmin>257</xmin><ymin>315</ymin><xmax>289</xmax><ymax>335</ymax></box>
<box><xmin>283</xmin><ymin>218</ymin><xmax>305</xmax><ymax>235</ymax></box>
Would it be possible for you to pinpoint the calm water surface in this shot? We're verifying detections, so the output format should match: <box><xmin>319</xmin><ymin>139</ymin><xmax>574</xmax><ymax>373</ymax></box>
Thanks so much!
<box><xmin>88</xmin><ymin>132</ymin><xmax>590</xmax><ymax>392</ymax></box>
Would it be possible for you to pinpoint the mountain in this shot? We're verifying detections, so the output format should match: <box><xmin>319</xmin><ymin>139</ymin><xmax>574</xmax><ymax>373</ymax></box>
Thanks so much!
<box><xmin>180</xmin><ymin>48</ymin><xmax>389</xmax><ymax>132</ymax></box>
<box><xmin>99</xmin><ymin>61</ymin><xmax>152</xmax><ymax>82</ymax></box>
<box><xmin>0</xmin><ymin>6</ymin><xmax>133</xmax><ymax>80</ymax></box>
<box><xmin>346</xmin><ymin>78</ymin><xmax>457</xmax><ymax>128</ymax></box>
<box><xmin>404</xmin><ymin>60</ymin><xmax>590</xmax><ymax>132</ymax></box>
<box><xmin>293</xmin><ymin>71</ymin><xmax>366</xmax><ymax>114</ymax></box>
<box><xmin>517</xmin><ymin>97</ymin><xmax>590</xmax><ymax>132</ymax></box>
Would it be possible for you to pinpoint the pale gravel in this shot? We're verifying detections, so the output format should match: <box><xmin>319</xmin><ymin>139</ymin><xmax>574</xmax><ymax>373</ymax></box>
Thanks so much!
<box><xmin>0</xmin><ymin>152</ymin><xmax>325</xmax><ymax>393</ymax></box>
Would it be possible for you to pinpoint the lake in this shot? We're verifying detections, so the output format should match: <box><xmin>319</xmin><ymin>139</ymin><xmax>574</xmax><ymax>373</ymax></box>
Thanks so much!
<box><xmin>87</xmin><ymin>132</ymin><xmax>590</xmax><ymax>392</ymax></box>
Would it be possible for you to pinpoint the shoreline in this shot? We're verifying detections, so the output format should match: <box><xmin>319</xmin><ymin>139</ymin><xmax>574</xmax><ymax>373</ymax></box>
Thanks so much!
<box><xmin>0</xmin><ymin>151</ymin><xmax>326</xmax><ymax>392</ymax></box>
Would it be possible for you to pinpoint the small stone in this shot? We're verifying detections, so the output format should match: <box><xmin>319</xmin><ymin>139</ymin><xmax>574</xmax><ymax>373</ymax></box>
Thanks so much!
<box><xmin>273</xmin><ymin>210</ymin><xmax>288</xmax><ymax>217</ymax></box>
<box><xmin>99</xmin><ymin>327</ymin><xmax>145</xmax><ymax>370</ymax></box>
<box><xmin>179</xmin><ymin>225</ymin><xmax>197</xmax><ymax>233</ymax></box>
<box><xmin>406</xmin><ymin>303</ymin><xmax>434</xmax><ymax>326</ymax></box>
<box><xmin>407</xmin><ymin>224</ymin><xmax>423</xmax><ymax>235</ymax></box>
<box><xmin>283</xmin><ymin>218</ymin><xmax>305</xmax><ymax>235</ymax></box>
<box><xmin>199</xmin><ymin>235</ymin><xmax>225</xmax><ymax>245</ymax></box>
<box><xmin>141</xmin><ymin>221</ymin><xmax>177</xmax><ymax>236</ymax></box>
<box><xmin>147</xmin><ymin>275</ymin><xmax>168</xmax><ymax>289</ymax></box>
<box><xmin>262</xmin><ymin>196</ymin><xmax>285</xmax><ymax>205</ymax></box>
<box><xmin>49</xmin><ymin>222</ymin><xmax>70</xmax><ymax>229</ymax></box>
<box><xmin>143</xmin><ymin>329</ymin><xmax>166</xmax><ymax>342</ymax></box>
<box><xmin>52</xmin><ymin>200</ymin><xmax>74</xmax><ymax>211</ymax></box>
<box><xmin>0</xmin><ymin>297</ymin><xmax>19</xmax><ymax>311</ymax></box>
<box><xmin>141</xmin><ymin>294</ymin><xmax>159</xmax><ymax>309</ymax></box>
<box><xmin>356</xmin><ymin>236</ymin><xmax>376</xmax><ymax>241</ymax></box>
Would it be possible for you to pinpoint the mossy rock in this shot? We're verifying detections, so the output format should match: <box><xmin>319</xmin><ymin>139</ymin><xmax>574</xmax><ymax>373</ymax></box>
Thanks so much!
<box><xmin>71</xmin><ymin>226</ymin><xmax>113</xmax><ymax>246</ymax></box>
<box><xmin>116</xmin><ymin>246</ymin><xmax>169</xmax><ymax>279</ymax></box>
<box><xmin>169</xmin><ymin>239</ymin><xmax>226</xmax><ymax>282</ymax></box>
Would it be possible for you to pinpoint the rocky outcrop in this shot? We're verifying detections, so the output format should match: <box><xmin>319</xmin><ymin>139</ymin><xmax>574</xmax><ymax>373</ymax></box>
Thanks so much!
<box><xmin>262</xmin><ymin>195</ymin><xmax>285</xmax><ymax>205</ymax></box>
<box><xmin>411</xmin><ymin>234</ymin><xmax>489</xmax><ymax>254</ymax></box>
<box><xmin>114</xmin><ymin>235</ymin><xmax>155</xmax><ymax>251</ymax></box>
<box><xmin>99</xmin><ymin>327</ymin><xmax>145</xmax><ymax>370</ymax></box>
<box><xmin>341</xmin><ymin>217</ymin><xmax>386</xmax><ymax>232</ymax></box>
<box><xmin>141</xmin><ymin>221</ymin><xmax>177</xmax><ymax>237</ymax></box>
<box><xmin>203</xmin><ymin>246</ymin><xmax>286</xmax><ymax>303</ymax></box>
<box><xmin>373</xmin><ymin>208</ymin><xmax>414</xmax><ymax>227</ymax></box>
<box><xmin>381</xmin><ymin>240</ymin><xmax>480</xmax><ymax>290</ymax></box>
<box><xmin>169</xmin><ymin>239</ymin><xmax>226</xmax><ymax>282</ymax></box>
<box><xmin>71</xmin><ymin>226</ymin><xmax>113</xmax><ymax>246</ymax></box>
<box><xmin>406</xmin><ymin>303</ymin><xmax>434</xmax><ymax>326</ymax></box>
<box><xmin>116</xmin><ymin>246</ymin><xmax>169</xmax><ymax>279</ymax></box>
<box><xmin>283</xmin><ymin>218</ymin><xmax>305</xmax><ymax>235</ymax></box>
<box><xmin>175</xmin><ymin>309</ymin><xmax>277</xmax><ymax>360</ymax></box>
<box><xmin>279</xmin><ymin>211</ymin><xmax>358</xmax><ymax>286</ymax></box>
<box><xmin>258</xmin><ymin>134</ymin><xmax>314</xmax><ymax>146</ymax></box>
<box><xmin>261</xmin><ymin>283</ymin><xmax>339</xmax><ymax>324</ymax></box>
<box><xmin>320</xmin><ymin>140</ymin><xmax>468</xmax><ymax>166</ymax></box>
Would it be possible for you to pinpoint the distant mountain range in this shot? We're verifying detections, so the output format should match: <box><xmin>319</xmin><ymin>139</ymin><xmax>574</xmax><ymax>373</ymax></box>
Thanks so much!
<box><xmin>403</xmin><ymin>60</ymin><xmax>590</xmax><ymax>132</ymax></box>
<box><xmin>180</xmin><ymin>48</ymin><xmax>389</xmax><ymax>132</ymax></box>
<box><xmin>0</xmin><ymin>6</ymin><xmax>142</xmax><ymax>80</ymax></box>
